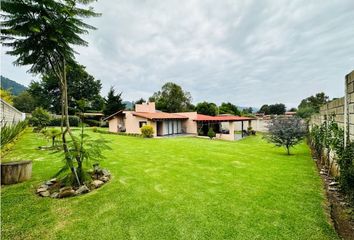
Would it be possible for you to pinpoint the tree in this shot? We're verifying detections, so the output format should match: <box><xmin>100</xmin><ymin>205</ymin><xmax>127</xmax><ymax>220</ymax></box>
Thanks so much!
<box><xmin>297</xmin><ymin>92</ymin><xmax>329</xmax><ymax>119</ymax></box>
<box><xmin>269</xmin><ymin>103</ymin><xmax>286</xmax><ymax>115</ymax></box>
<box><xmin>0</xmin><ymin>88</ymin><xmax>13</xmax><ymax>105</ymax></box>
<box><xmin>42</xmin><ymin>128</ymin><xmax>62</xmax><ymax>147</ymax></box>
<box><xmin>195</xmin><ymin>101</ymin><xmax>218</xmax><ymax>116</ymax></box>
<box><xmin>103</xmin><ymin>87</ymin><xmax>125</xmax><ymax>116</ymax></box>
<box><xmin>219</xmin><ymin>102</ymin><xmax>240</xmax><ymax>116</ymax></box>
<box><xmin>27</xmin><ymin>63</ymin><xmax>103</xmax><ymax>114</ymax></box>
<box><xmin>1</xmin><ymin>0</ymin><xmax>99</xmax><ymax>185</ymax></box>
<box><xmin>135</xmin><ymin>98</ymin><xmax>146</xmax><ymax>105</ymax></box>
<box><xmin>265</xmin><ymin>117</ymin><xmax>306</xmax><ymax>155</ymax></box>
<box><xmin>258</xmin><ymin>104</ymin><xmax>270</xmax><ymax>115</ymax></box>
<box><xmin>13</xmin><ymin>91</ymin><xmax>36</xmax><ymax>112</ymax></box>
<box><xmin>149</xmin><ymin>82</ymin><xmax>193</xmax><ymax>112</ymax></box>
<box><xmin>298</xmin><ymin>92</ymin><xmax>328</xmax><ymax>112</ymax></box>
<box><xmin>289</xmin><ymin>107</ymin><xmax>297</xmax><ymax>112</ymax></box>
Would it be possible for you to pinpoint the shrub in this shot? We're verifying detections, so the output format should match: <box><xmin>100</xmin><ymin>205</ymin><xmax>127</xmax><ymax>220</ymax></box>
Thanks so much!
<box><xmin>0</xmin><ymin>121</ymin><xmax>27</xmax><ymax>148</ymax></box>
<box><xmin>92</xmin><ymin>127</ymin><xmax>98</xmax><ymax>132</ymax></box>
<box><xmin>29</xmin><ymin>107</ymin><xmax>51</xmax><ymax>130</ymax></box>
<box><xmin>41</xmin><ymin>128</ymin><xmax>62</xmax><ymax>147</ymax></box>
<box><xmin>207</xmin><ymin>128</ymin><xmax>216</xmax><ymax>139</ymax></box>
<box><xmin>338</xmin><ymin>142</ymin><xmax>354</xmax><ymax>204</ymax></box>
<box><xmin>48</xmin><ymin>116</ymin><xmax>80</xmax><ymax>127</ymax></box>
<box><xmin>85</xmin><ymin>119</ymin><xmax>101</xmax><ymax>127</ymax></box>
<box><xmin>141</xmin><ymin>125</ymin><xmax>154</xmax><ymax>138</ymax></box>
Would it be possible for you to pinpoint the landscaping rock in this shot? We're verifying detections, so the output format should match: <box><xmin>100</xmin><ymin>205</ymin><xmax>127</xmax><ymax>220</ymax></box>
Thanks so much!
<box><xmin>50</xmin><ymin>192</ymin><xmax>59</xmax><ymax>198</ymax></box>
<box><xmin>328</xmin><ymin>187</ymin><xmax>337</xmax><ymax>191</ymax></box>
<box><xmin>100</xmin><ymin>176</ymin><xmax>109</xmax><ymax>182</ymax></box>
<box><xmin>102</xmin><ymin>169</ymin><xmax>111</xmax><ymax>177</ymax></box>
<box><xmin>329</xmin><ymin>181</ymin><xmax>339</xmax><ymax>186</ymax></box>
<box><xmin>59</xmin><ymin>187</ymin><xmax>75</xmax><ymax>198</ymax></box>
<box><xmin>39</xmin><ymin>190</ymin><xmax>50</xmax><ymax>197</ymax></box>
<box><xmin>37</xmin><ymin>185</ymin><xmax>49</xmax><ymax>193</ymax></box>
<box><xmin>76</xmin><ymin>185</ymin><xmax>90</xmax><ymax>195</ymax></box>
<box><xmin>91</xmin><ymin>180</ymin><xmax>104</xmax><ymax>188</ymax></box>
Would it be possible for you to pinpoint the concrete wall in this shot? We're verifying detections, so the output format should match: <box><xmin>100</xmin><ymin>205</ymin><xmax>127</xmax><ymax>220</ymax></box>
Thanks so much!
<box><xmin>346</xmin><ymin>70</ymin><xmax>354</xmax><ymax>141</ymax></box>
<box><xmin>176</xmin><ymin>112</ymin><xmax>198</xmax><ymax>134</ymax></box>
<box><xmin>135</xmin><ymin>102</ymin><xmax>156</xmax><ymax>113</ymax></box>
<box><xmin>0</xmin><ymin>98</ymin><xmax>25</xmax><ymax>126</ymax></box>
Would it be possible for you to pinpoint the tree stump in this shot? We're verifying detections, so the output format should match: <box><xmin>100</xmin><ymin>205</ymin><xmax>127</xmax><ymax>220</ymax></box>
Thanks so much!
<box><xmin>1</xmin><ymin>160</ymin><xmax>32</xmax><ymax>185</ymax></box>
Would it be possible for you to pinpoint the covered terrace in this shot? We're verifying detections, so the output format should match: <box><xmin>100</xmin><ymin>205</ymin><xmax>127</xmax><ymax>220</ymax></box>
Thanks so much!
<box><xmin>194</xmin><ymin>114</ymin><xmax>255</xmax><ymax>140</ymax></box>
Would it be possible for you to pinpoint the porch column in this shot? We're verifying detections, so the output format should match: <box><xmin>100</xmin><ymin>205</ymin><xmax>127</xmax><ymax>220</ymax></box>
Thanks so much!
<box><xmin>248</xmin><ymin>120</ymin><xmax>252</xmax><ymax>128</ymax></box>
<box><xmin>241</xmin><ymin>121</ymin><xmax>244</xmax><ymax>138</ymax></box>
<box><xmin>229</xmin><ymin>121</ymin><xmax>235</xmax><ymax>140</ymax></box>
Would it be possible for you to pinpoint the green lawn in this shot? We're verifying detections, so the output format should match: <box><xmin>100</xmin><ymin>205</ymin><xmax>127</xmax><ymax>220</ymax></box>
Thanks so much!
<box><xmin>1</xmin><ymin>129</ymin><xmax>338</xmax><ymax>240</ymax></box>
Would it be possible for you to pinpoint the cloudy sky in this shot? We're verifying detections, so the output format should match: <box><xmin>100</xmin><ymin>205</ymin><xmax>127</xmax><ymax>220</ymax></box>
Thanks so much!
<box><xmin>1</xmin><ymin>0</ymin><xmax>354</xmax><ymax>108</ymax></box>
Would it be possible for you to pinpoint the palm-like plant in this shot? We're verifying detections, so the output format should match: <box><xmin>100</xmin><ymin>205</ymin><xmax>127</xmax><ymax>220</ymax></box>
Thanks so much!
<box><xmin>42</xmin><ymin>128</ymin><xmax>62</xmax><ymax>147</ymax></box>
<box><xmin>1</xmin><ymin>0</ymin><xmax>100</xmax><ymax>185</ymax></box>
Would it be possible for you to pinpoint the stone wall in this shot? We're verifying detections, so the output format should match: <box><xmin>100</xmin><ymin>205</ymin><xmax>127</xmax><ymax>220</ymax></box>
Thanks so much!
<box><xmin>0</xmin><ymin>98</ymin><xmax>25</xmax><ymax>126</ymax></box>
<box><xmin>346</xmin><ymin>70</ymin><xmax>354</xmax><ymax>142</ymax></box>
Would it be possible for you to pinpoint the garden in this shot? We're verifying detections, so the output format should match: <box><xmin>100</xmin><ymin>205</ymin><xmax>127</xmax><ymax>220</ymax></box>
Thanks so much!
<box><xmin>1</xmin><ymin>128</ymin><xmax>339</xmax><ymax>240</ymax></box>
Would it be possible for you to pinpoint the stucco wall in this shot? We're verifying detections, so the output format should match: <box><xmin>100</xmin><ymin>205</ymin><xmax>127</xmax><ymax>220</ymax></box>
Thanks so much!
<box><xmin>0</xmin><ymin>98</ymin><xmax>25</xmax><ymax>126</ymax></box>
<box><xmin>176</xmin><ymin>112</ymin><xmax>198</xmax><ymax>134</ymax></box>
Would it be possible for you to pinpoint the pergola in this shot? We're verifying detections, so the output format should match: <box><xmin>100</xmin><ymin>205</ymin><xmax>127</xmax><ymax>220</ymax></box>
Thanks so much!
<box><xmin>193</xmin><ymin>114</ymin><xmax>255</xmax><ymax>139</ymax></box>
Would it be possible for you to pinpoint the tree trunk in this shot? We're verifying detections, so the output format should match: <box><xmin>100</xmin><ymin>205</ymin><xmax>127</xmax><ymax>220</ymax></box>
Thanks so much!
<box><xmin>1</xmin><ymin>160</ymin><xmax>32</xmax><ymax>185</ymax></box>
<box><xmin>287</xmin><ymin>146</ymin><xmax>290</xmax><ymax>155</ymax></box>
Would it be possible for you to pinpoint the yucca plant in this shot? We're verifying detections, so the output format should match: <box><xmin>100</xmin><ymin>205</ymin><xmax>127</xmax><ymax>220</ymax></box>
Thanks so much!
<box><xmin>1</xmin><ymin>120</ymin><xmax>27</xmax><ymax>148</ymax></box>
<box><xmin>41</xmin><ymin>128</ymin><xmax>62</xmax><ymax>147</ymax></box>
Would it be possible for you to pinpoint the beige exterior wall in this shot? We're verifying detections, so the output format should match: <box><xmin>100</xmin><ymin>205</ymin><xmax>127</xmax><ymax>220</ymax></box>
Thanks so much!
<box><xmin>0</xmin><ymin>98</ymin><xmax>25</xmax><ymax>126</ymax></box>
<box><xmin>216</xmin><ymin>121</ymin><xmax>235</xmax><ymax>140</ymax></box>
<box><xmin>176</xmin><ymin>112</ymin><xmax>198</xmax><ymax>134</ymax></box>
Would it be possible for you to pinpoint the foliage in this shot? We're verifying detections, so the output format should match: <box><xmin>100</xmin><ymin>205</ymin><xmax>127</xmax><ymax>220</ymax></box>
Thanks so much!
<box><xmin>149</xmin><ymin>82</ymin><xmax>193</xmax><ymax>113</ymax></box>
<box><xmin>207</xmin><ymin>128</ymin><xmax>216</xmax><ymax>139</ymax></box>
<box><xmin>266</xmin><ymin>117</ymin><xmax>307</xmax><ymax>155</ymax></box>
<box><xmin>337</xmin><ymin>142</ymin><xmax>354</xmax><ymax>203</ymax></box>
<box><xmin>92</xmin><ymin>127</ymin><xmax>98</xmax><ymax>132</ymax></box>
<box><xmin>0</xmin><ymin>88</ymin><xmax>13</xmax><ymax>105</ymax></box>
<box><xmin>13</xmin><ymin>91</ymin><xmax>36</xmax><ymax>113</ymax></box>
<box><xmin>134</xmin><ymin>98</ymin><xmax>146</xmax><ymax>105</ymax></box>
<box><xmin>27</xmin><ymin>63</ymin><xmax>103</xmax><ymax>114</ymax></box>
<box><xmin>242</xmin><ymin>107</ymin><xmax>253</xmax><ymax>115</ymax></box>
<box><xmin>0</xmin><ymin>75</ymin><xmax>27</xmax><ymax>95</ymax></box>
<box><xmin>1</xmin><ymin>0</ymin><xmax>100</xmax><ymax>185</ymax></box>
<box><xmin>195</xmin><ymin>101</ymin><xmax>218</xmax><ymax>116</ymax></box>
<box><xmin>289</xmin><ymin>107</ymin><xmax>297</xmax><ymax>112</ymax></box>
<box><xmin>41</xmin><ymin>128</ymin><xmax>61</xmax><ymax>147</ymax></box>
<box><xmin>298</xmin><ymin>92</ymin><xmax>328</xmax><ymax>113</ymax></box>
<box><xmin>296</xmin><ymin>106</ymin><xmax>316</xmax><ymax>119</ymax></box>
<box><xmin>103</xmin><ymin>86</ymin><xmax>126</xmax><ymax>116</ymax></box>
<box><xmin>141</xmin><ymin>125</ymin><xmax>154</xmax><ymax>138</ymax></box>
<box><xmin>49</xmin><ymin>116</ymin><xmax>80</xmax><ymax>127</ymax></box>
<box><xmin>219</xmin><ymin>102</ymin><xmax>240</xmax><ymax>116</ymax></box>
<box><xmin>84</xmin><ymin>119</ymin><xmax>101</xmax><ymax>127</ymax></box>
<box><xmin>258</xmin><ymin>103</ymin><xmax>286</xmax><ymax>115</ymax></box>
<box><xmin>0</xmin><ymin>120</ymin><xmax>27</xmax><ymax>148</ymax></box>
<box><xmin>29</xmin><ymin>107</ymin><xmax>51</xmax><ymax>130</ymax></box>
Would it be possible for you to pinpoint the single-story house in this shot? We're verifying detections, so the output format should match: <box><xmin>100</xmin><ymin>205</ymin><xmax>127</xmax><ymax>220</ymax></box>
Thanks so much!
<box><xmin>103</xmin><ymin>102</ymin><xmax>255</xmax><ymax>140</ymax></box>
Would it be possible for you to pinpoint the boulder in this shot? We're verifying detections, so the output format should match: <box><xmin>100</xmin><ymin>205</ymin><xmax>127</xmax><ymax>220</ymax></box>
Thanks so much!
<box><xmin>100</xmin><ymin>176</ymin><xmax>109</xmax><ymax>183</ymax></box>
<box><xmin>59</xmin><ymin>187</ymin><xmax>75</xmax><ymax>198</ymax></box>
<box><xmin>91</xmin><ymin>180</ymin><xmax>104</xmax><ymax>188</ymax></box>
<box><xmin>102</xmin><ymin>169</ymin><xmax>111</xmax><ymax>177</ymax></box>
<box><xmin>329</xmin><ymin>181</ymin><xmax>339</xmax><ymax>186</ymax></box>
<box><xmin>76</xmin><ymin>185</ymin><xmax>90</xmax><ymax>195</ymax></box>
<box><xmin>39</xmin><ymin>190</ymin><xmax>50</xmax><ymax>197</ymax></box>
<box><xmin>37</xmin><ymin>185</ymin><xmax>49</xmax><ymax>193</ymax></box>
<box><xmin>50</xmin><ymin>192</ymin><xmax>59</xmax><ymax>198</ymax></box>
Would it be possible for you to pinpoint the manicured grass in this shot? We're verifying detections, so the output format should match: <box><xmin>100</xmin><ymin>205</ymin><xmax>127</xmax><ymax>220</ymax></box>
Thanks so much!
<box><xmin>1</xmin><ymin>128</ymin><xmax>338</xmax><ymax>240</ymax></box>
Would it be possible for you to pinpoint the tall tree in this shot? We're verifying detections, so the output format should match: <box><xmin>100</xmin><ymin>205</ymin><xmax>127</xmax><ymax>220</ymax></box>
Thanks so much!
<box><xmin>269</xmin><ymin>103</ymin><xmax>286</xmax><ymax>115</ymax></box>
<box><xmin>13</xmin><ymin>91</ymin><xmax>36</xmax><ymax>112</ymax></box>
<box><xmin>195</xmin><ymin>101</ymin><xmax>218</xmax><ymax>116</ymax></box>
<box><xmin>149</xmin><ymin>82</ymin><xmax>193</xmax><ymax>113</ymax></box>
<box><xmin>219</xmin><ymin>102</ymin><xmax>240</xmax><ymax>116</ymax></box>
<box><xmin>258</xmin><ymin>104</ymin><xmax>270</xmax><ymax>115</ymax></box>
<box><xmin>28</xmin><ymin>63</ymin><xmax>103</xmax><ymax>114</ymax></box>
<box><xmin>298</xmin><ymin>92</ymin><xmax>329</xmax><ymax>112</ymax></box>
<box><xmin>104</xmin><ymin>87</ymin><xmax>125</xmax><ymax>116</ymax></box>
<box><xmin>1</xmin><ymin>0</ymin><xmax>99</xmax><ymax>185</ymax></box>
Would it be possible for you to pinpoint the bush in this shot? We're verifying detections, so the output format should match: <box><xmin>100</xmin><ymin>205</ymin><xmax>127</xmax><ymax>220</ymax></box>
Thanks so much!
<box><xmin>92</xmin><ymin>127</ymin><xmax>98</xmax><ymax>132</ymax></box>
<box><xmin>338</xmin><ymin>142</ymin><xmax>354</xmax><ymax>204</ymax></box>
<box><xmin>141</xmin><ymin>125</ymin><xmax>154</xmax><ymax>138</ymax></box>
<box><xmin>48</xmin><ymin>116</ymin><xmax>80</xmax><ymax>127</ymax></box>
<box><xmin>29</xmin><ymin>107</ymin><xmax>51</xmax><ymax>130</ymax></box>
<box><xmin>85</xmin><ymin>119</ymin><xmax>101</xmax><ymax>127</ymax></box>
<box><xmin>0</xmin><ymin>121</ymin><xmax>27</xmax><ymax>148</ymax></box>
<box><xmin>207</xmin><ymin>128</ymin><xmax>216</xmax><ymax>139</ymax></box>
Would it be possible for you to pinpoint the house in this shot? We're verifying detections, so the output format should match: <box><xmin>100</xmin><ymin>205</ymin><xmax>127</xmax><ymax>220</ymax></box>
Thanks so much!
<box><xmin>103</xmin><ymin>102</ymin><xmax>255</xmax><ymax>140</ymax></box>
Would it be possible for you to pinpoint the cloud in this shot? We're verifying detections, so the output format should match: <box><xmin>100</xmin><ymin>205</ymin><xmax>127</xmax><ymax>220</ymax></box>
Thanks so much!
<box><xmin>2</xmin><ymin>0</ymin><xmax>354</xmax><ymax>108</ymax></box>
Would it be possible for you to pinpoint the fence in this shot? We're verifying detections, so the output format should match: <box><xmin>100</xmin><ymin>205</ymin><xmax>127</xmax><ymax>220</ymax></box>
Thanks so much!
<box><xmin>309</xmin><ymin>70</ymin><xmax>354</xmax><ymax>175</ymax></box>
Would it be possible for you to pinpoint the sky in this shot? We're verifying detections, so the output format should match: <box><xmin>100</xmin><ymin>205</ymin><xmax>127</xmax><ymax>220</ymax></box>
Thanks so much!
<box><xmin>1</xmin><ymin>0</ymin><xmax>354</xmax><ymax>108</ymax></box>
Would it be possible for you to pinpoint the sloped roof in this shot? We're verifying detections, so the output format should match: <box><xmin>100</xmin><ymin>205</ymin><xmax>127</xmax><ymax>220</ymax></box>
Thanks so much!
<box><xmin>103</xmin><ymin>110</ymin><xmax>124</xmax><ymax>121</ymax></box>
<box><xmin>194</xmin><ymin>114</ymin><xmax>255</xmax><ymax>122</ymax></box>
<box><xmin>132</xmin><ymin>112</ymin><xmax>188</xmax><ymax>120</ymax></box>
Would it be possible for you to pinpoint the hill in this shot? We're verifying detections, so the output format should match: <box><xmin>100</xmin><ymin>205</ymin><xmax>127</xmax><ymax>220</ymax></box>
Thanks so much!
<box><xmin>0</xmin><ymin>76</ymin><xmax>27</xmax><ymax>95</ymax></box>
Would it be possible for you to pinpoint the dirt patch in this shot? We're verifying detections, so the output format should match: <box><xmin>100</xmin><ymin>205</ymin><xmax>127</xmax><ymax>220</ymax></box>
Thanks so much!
<box><xmin>315</xmin><ymin>160</ymin><xmax>354</xmax><ymax>239</ymax></box>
